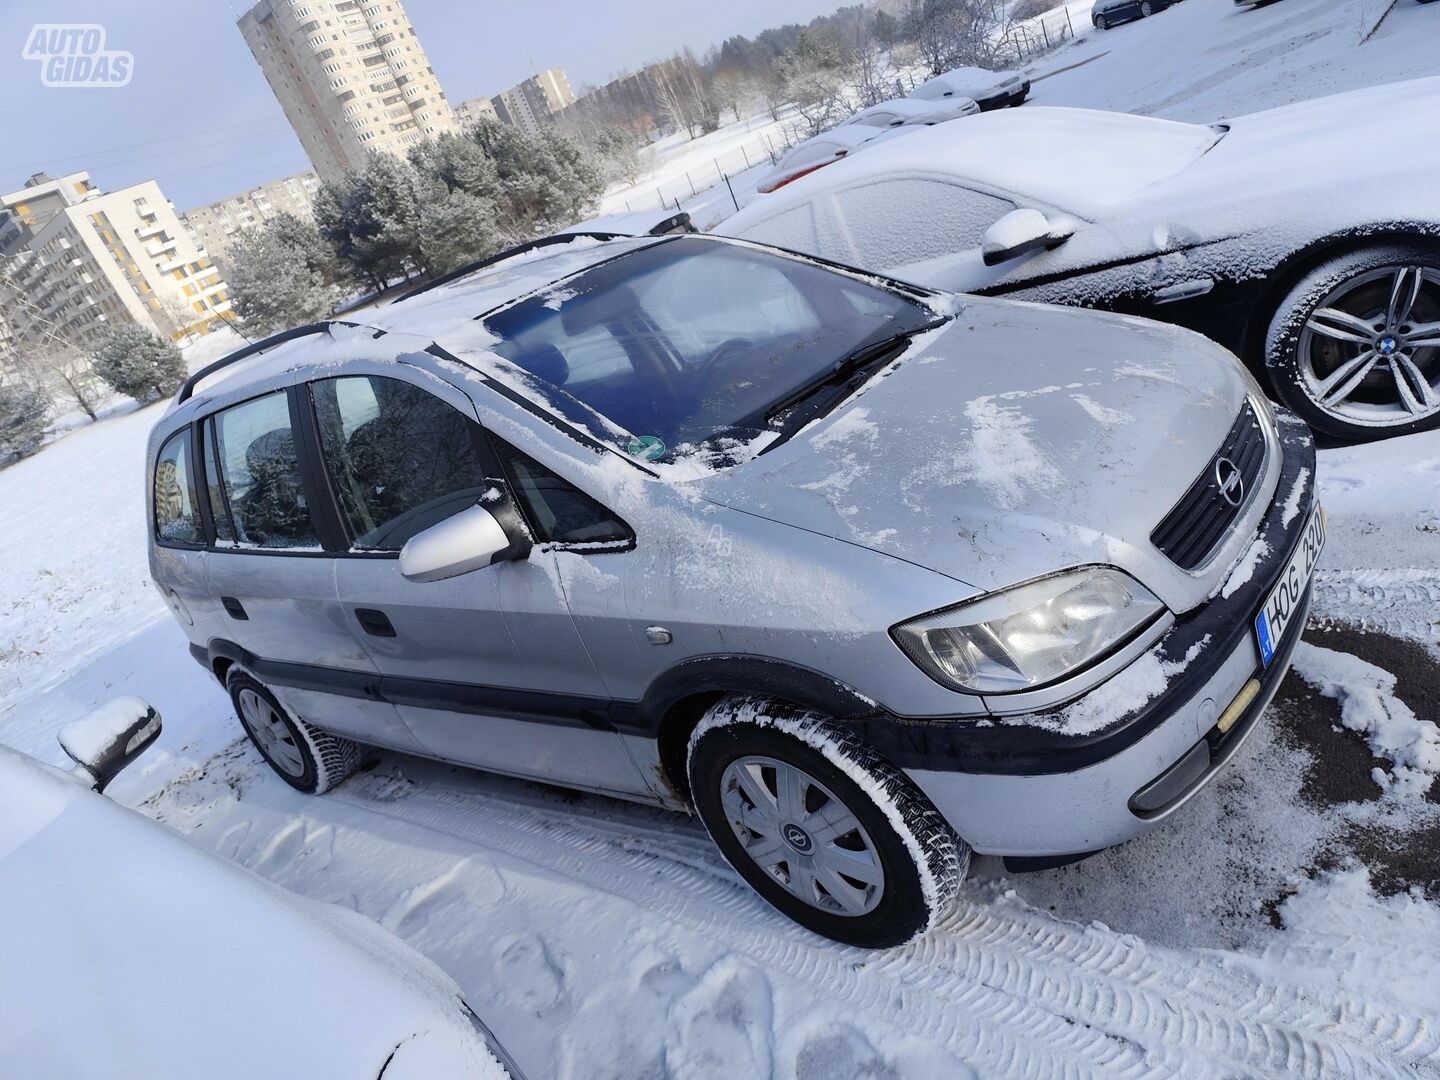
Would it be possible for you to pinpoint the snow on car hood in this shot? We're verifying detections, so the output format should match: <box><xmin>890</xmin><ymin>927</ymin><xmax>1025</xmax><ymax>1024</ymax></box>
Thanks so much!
<box><xmin>695</xmin><ymin>296</ymin><xmax>1269</xmax><ymax>614</ymax></box>
<box><xmin>0</xmin><ymin>746</ymin><xmax>509</xmax><ymax>1080</ymax></box>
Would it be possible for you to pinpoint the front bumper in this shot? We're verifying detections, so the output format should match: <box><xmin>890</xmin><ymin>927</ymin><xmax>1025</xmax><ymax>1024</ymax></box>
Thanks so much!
<box><xmin>869</xmin><ymin>411</ymin><xmax>1317</xmax><ymax>857</ymax></box>
<box><xmin>977</xmin><ymin>82</ymin><xmax>1030</xmax><ymax>110</ymax></box>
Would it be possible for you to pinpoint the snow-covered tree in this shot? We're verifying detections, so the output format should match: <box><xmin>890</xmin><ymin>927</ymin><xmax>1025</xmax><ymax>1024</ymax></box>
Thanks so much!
<box><xmin>90</xmin><ymin>326</ymin><xmax>187</xmax><ymax>403</ymax></box>
<box><xmin>418</xmin><ymin>183</ymin><xmax>504</xmax><ymax>275</ymax></box>
<box><xmin>0</xmin><ymin>383</ymin><xmax>51</xmax><ymax>461</ymax></box>
<box><xmin>228</xmin><ymin>212</ymin><xmax>353</xmax><ymax>334</ymax></box>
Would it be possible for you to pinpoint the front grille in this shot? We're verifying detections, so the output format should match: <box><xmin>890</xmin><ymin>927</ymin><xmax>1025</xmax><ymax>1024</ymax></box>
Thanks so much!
<box><xmin>1151</xmin><ymin>401</ymin><xmax>1266</xmax><ymax>570</ymax></box>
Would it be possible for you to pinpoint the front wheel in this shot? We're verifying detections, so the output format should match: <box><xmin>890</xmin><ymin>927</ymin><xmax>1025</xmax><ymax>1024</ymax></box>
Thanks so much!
<box><xmin>688</xmin><ymin>697</ymin><xmax>967</xmax><ymax>948</ymax></box>
<box><xmin>1140</xmin><ymin>1</ymin><xmax>1154</xmax><ymax>14</ymax></box>
<box><xmin>1264</xmin><ymin>244</ymin><xmax>1440</xmax><ymax>442</ymax></box>
<box><xmin>1095</xmin><ymin>13</ymin><xmax>1109</xmax><ymax>28</ymax></box>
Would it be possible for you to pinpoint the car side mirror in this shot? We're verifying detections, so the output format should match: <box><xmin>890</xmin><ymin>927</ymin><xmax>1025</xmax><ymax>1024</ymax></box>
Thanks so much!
<box><xmin>57</xmin><ymin>697</ymin><xmax>162</xmax><ymax>793</ymax></box>
<box><xmin>982</xmin><ymin>208</ymin><xmax>1075</xmax><ymax>266</ymax></box>
<box><xmin>399</xmin><ymin>504</ymin><xmax>525</xmax><ymax>583</ymax></box>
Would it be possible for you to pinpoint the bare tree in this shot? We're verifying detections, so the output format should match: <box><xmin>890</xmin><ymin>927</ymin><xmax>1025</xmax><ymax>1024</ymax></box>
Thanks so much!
<box><xmin>0</xmin><ymin>261</ymin><xmax>107</xmax><ymax>421</ymax></box>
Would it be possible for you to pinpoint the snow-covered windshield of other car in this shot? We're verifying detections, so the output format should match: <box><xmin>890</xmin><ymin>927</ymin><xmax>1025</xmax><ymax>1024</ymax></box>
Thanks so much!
<box><xmin>481</xmin><ymin>237</ymin><xmax>937</xmax><ymax>457</ymax></box>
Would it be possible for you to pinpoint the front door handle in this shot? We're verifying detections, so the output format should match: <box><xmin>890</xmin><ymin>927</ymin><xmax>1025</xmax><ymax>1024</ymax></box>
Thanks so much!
<box><xmin>354</xmin><ymin>608</ymin><xmax>397</xmax><ymax>638</ymax></box>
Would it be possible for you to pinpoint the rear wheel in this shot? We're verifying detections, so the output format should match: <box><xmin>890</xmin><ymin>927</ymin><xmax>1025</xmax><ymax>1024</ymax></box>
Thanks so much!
<box><xmin>688</xmin><ymin>696</ymin><xmax>967</xmax><ymax>948</ymax></box>
<box><xmin>1264</xmin><ymin>243</ymin><xmax>1440</xmax><ymax>442</ymax></box>
<box><xmin>227</xmin><ymin>670</ymin><xmax>361</xmax><ymax>794</ymax></box>
<box><xmin>1140</xmin><ymin>1</ymin><xmax>1154</xmax><ymax>14</ymax></box>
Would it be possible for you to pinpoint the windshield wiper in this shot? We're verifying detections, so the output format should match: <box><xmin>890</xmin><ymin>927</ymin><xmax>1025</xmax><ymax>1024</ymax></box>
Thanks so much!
<box><xmin>760</xmin><ymin>319</ymin><xmax>945</xmax><ymax>444</ymax></box>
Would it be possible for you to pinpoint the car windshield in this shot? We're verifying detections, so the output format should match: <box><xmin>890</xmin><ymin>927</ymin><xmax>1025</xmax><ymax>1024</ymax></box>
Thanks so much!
<box><xmin>480</xmin><ymin>237</ymin><xmax>937</xmax><ymax>458</ymax></box>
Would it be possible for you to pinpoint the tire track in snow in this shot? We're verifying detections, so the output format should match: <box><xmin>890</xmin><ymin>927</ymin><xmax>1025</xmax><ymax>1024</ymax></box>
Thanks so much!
<box><xmin>321</xmin><ymin>771</ymin><xmax>1439</xmax><ymax>1079</ymax></box>
<box><xmin>1311</xmin><ymin>568</ymin><xmax>1440</xmax><ymax>648</ymax></box>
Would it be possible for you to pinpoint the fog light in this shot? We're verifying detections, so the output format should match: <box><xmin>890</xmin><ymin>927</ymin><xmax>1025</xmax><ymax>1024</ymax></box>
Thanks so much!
<box><xmin>1216</xmin><ymin>679</ymin><xmax>1261</xmax><ymax>735</ymax></box>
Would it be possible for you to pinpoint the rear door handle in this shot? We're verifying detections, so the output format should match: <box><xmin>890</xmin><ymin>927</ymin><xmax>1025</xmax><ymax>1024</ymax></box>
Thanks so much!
<box><xmin>354</xmin><ymin>608</ymin><xmax>397</xmax><ymax>638</ymax></box>
<box><xmin>220</xmin><ymin>596</ymin><xmax>248</xmax><ymax>621</ymax></box>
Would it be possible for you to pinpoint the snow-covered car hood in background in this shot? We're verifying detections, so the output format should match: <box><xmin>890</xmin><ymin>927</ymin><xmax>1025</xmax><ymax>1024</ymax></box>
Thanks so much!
<box><xmin>694</xmin><ymin>296</ymin><xmax>1273</xmax><ymax>615</ymax></box>
<box><xmin>0</xmin><ymin>746</ymin><xmax>510</xmax><ymax>1080</ymax></box>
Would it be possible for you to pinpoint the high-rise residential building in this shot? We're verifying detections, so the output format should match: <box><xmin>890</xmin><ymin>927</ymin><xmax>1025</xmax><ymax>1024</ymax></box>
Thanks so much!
<box><xmin>0</xmin><ymin>170</ymin><xmax>230</xmax><ymax>352</ymax></box>
<box><xmin>455</xmin><ymin>94</ymin><xmax>500</xmax><ymax>127</ymax></box>
<box><xmin>238</xmin><ymin>0</ymin><xmax>459</xmax><ymax>183</ymax></box>
<box><xmin>181</xmin><ymin>170</ymin><xmax>322</xmax><ymax>269</ymax></box>
<box><xmin>460</xmin><ymin>68</ymin><xmax>575</xmax><ymax>138</ymax></box>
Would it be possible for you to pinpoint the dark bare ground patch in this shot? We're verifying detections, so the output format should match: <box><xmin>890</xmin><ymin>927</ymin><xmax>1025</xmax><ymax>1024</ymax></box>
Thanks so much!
<box><xmin>1262</xmin><ymin>621</ymin><xmax>1440</xmax><ymax>925</ymax></box>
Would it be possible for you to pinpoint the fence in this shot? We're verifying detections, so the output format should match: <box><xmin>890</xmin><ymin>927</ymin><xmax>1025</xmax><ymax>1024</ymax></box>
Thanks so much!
<box><xmin>1003</xmin><ymin>8</ymin><xmax>1078</xmax><ymax>63</ymax></box>
<box><xmin>606</xmin><ymin>130</ymin><xmax>785</xmax><ymax>216</ymax></box>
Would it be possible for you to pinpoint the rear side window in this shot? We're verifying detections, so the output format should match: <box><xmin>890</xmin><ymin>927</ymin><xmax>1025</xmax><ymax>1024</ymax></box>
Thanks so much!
<box><xmin>490</xmin><ymin>437</ymin><xmax>629</xmax><ymax>546</ymax></box>
<box><xmin>828</xmin><ymin>179</ymin><xmax>1016</xmax><ymax>269</ymax></box>
<box><xmin>211</xmin><ymin>391</ymin><xmax>319</xmax><ymax>550</ymax></box>
<box><xmin>311</xmin><ymin>375</ymin><xmax>493</xmax><ymax>551</ymax></box>
<box><xmin>153</xmin><ymin>429</ymin><xmax>202</xmax><ymax>546</ymax></box>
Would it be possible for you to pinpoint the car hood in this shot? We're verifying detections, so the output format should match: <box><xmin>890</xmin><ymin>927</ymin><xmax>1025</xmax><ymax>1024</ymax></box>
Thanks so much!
<box><xmin>694</xmin><ymin>295</ymin><xmax>1274</xmax><ymax>614</ymax></box>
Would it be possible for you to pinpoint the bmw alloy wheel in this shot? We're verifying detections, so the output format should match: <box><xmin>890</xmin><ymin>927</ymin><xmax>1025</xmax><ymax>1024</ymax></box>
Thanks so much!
<box><xmin>1296</xmin><ymin>264</ymin><xmax>1440</xmax><ymax>428</ymax></box>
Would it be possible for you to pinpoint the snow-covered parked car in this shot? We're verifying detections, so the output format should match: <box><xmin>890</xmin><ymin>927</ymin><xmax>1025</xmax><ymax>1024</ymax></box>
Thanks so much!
<box><xmin>720</xmin><ymin>80</ymin><xmax>1440</xmax><ymax>443</ymax></box>
<box><xmin>555</xmin><ymin>209</ymin><xmax>696</xmax><ymax>237</ymax></box>
<box><xmin>0</xmin><ymin>699</ymin><xmax>521</xmax><ymax>1080</ymax></box>
<box><xmin>841</xmin><ymin>96</ymin><xmax>980</xmax><ymax>130</ymax></box>
<box><xmin>753</xmin><ymin>124</ymin><xmax>918</xmax><ymax>194</ymax></box>
<box><xmin>908</xmin><ymin>65</ymin><xmax>1029</xmax><ymax>110</ymax></box>
<box><xmin>148</xmin><ymin>232</ymin><xmax>1321</xmax><ymax>948</ymax></box>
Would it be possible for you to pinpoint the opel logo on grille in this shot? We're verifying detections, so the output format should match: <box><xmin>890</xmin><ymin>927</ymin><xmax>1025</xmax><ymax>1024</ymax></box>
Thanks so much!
<box><xmin>1214</xmin><ymin>457</ymin><xmax>1244</xmax><ymax>508</ymax></box>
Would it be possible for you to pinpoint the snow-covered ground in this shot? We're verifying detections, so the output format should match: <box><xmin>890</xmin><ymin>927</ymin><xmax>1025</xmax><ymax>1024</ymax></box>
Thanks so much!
<box><xmin>5</xmin><ymin>1</ymin><xmax>1440</xmax><ymax>1075</ymax></box>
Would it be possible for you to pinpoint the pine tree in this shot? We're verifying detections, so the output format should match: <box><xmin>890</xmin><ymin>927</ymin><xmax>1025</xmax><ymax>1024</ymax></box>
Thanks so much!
<box><xmin>0</xmin><ymin>383</ymin><xmax>51</xmax><ymax>461</ymax></box>
<box><xmin>228</xmin><ymin>213</ymin><xmax>353</xmax><ymax>334</ymax></box>
<box><xmin>90</xmin><ymin>326</ymin><xmax>187</xmax><ymax>403</ymax></box>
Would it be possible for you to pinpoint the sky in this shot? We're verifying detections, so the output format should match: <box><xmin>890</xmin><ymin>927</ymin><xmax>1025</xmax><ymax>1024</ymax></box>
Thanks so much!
<box><xmin>0</xmin><ymin>0</ymin><xmax>844</xmax><ymax>211</ymax></box>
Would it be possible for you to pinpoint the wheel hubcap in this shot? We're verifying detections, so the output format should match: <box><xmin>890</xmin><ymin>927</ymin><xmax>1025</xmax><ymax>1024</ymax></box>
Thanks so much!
<box><xmin>237</xmin><ymin>688</ymin><xmax>306</xmax><ymax>778</ymax></box>
<box><xmin>719</xmin><ymin>755</ymin><xmax>885</xmax><ymax>917</ymax></box>
<box><xmin>1298</xmin><ymin>264</ymin><xmax>1440</xmax><ymax>426</ymax></box>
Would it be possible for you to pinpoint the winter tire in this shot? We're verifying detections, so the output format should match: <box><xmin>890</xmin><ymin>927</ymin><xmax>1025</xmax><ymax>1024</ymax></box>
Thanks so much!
<box><xmin>227</xmin><ymin>670</ymin><xmax>361</xmax><ymax>794</ymax></box>
<box><xmin>1265</xmin><ymin>243</ymin><xmax>1440</xmax><ymax>442</ymax></box>
<box><xmin>1140</xmin><ymin>1</ymin><xmax>1154</xmax><ymax>15</ymax></box>
<box><xmin>688</xmin><ymin>696</ymin><xmax>967</xmax><ymax>948</ymax></box>
<box><xmin>1095</xmin><ymin>14</ymin><xmax>1108</xmax><ymax>28</ymax></box>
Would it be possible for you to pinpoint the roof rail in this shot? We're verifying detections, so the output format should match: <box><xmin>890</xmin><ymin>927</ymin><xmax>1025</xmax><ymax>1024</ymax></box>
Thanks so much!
<box><xmin>175</xmin><ymin>322</ymin><xmax>338</xmax><ymax>405</ymax></box>
<box><xmin>393</xmin><ymin>231</ymin><xmax>623</xmax><ymax>305</ymax></box>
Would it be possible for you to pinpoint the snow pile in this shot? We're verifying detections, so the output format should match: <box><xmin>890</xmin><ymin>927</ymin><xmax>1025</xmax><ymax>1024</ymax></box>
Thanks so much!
<box><xmin>1239</xmin><ymin>866</ymin><xmax>1440</xmax><ymax>1014</ymax></box>
<box><xmin>1291</xmin><ymin>641</ymin><xmax>1440</xmax><ymax>799</ymax></box>
<box><xmin>1218</xmin><ymin>535</ymin><xmax>1269</xmax><ymax>600</ymax></box>
<box><xmin>1022</xmin><ymin>636</ymin><xmax>1209</xmax><ymax>736</ymax></box>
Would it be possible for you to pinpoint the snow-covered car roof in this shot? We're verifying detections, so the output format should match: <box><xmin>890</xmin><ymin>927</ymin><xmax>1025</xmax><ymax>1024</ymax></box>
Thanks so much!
<box><xmin>843</xmin><ymin>97</ymin><xmax>973</xmax><ymax>123</ymax></box>
<box><xmin>0</xmin><ymin>744</ymin><xmax>512</xmax><ymax>1079</ymax></box>
<box><xmin>910</xmin><ymin>67</ymin><xmax>1017</xmax><ymax>98</ymax></box>
<box><xmin>733</xmin><ymin>106</ymin><xmax>1221</xmax><ymax>221</ymax></box>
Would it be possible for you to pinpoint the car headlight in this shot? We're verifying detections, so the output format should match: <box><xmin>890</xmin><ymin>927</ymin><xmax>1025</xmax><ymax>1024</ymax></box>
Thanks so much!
<box><xmin>891</xmin><ymin>568</ymin><xmax>1163</xmax><ymax>694</ymax></box>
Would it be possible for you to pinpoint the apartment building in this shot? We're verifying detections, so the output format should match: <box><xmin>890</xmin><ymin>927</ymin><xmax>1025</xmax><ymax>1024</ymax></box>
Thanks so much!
<box><xmin>238</xmin><ymin>0</ymin><xmax>459</xmax><ymax>183</ymax></box>
<box><xmin>459</xmin><ymin>68</ymin><xmax>575</xmax><ymax>137</ymax></box>
<box><xmin>181</xmin><ymin>170</ymin><xmax>321</xmax><ymax>268</ymax></box>
<box><xmin>0</xmin><ymin>171</ymin><xmax>230</xmax><ymax>351</ymax></box>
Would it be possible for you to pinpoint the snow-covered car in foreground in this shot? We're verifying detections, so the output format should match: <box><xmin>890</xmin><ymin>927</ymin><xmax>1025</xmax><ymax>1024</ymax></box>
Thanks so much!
<box><xmin>149</xmin><ymin>233</ymin><xmax>1320</xmax><ymax>948</ymax></box>
<box><xmin>841</xmin><ymin>96</ymin><xmax>980</xmax><ymax>130</ymax></box>
<box><xmin>0</xmin><ymin>700</ymin><xmax>520</xmax><ymax>1080</ymax></box>
<box><xmin>720</xmin><ymin>79</ymin><xmax>1440</xmax><ymax>443</ymax></box>
<box><xmin>753</xmin><ymin>124</ymin><xmax>917</xmax><ymax>194</ymax></box>
<box><xmin>555</xmin><ymin>208</ymin><xmax>695</xmax><ymax>237</ymax></box>
<box><xmin>908</xmin><ymin>65</ymin><xmax>1029</xmax><ymax>110</ymax></box>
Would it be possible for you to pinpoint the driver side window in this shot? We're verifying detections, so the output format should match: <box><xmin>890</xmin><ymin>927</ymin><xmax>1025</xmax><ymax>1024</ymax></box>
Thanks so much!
<box><xmin>310</xmin><ymin>375</ymin><xmax>494</xmax><ymax>551</ymax></box>
<box><xmin>828</xmin><ymin>178</ymin><xmax>1016</xmax><ymax>270</ymax></box>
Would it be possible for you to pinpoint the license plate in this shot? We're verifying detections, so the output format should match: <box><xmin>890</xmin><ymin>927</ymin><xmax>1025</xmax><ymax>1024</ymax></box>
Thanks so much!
<box><xmin>1254</xmin><ymin>505</ymin><xmax>1326</xmax><ymax>667</ymax></box>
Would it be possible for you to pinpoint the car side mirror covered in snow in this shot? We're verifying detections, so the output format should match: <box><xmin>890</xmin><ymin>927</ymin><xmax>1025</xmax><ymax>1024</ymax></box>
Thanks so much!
<box><xmin>399</xmin><ymin>504</ymin><xmax>526</xmax><ymax>584</ymax></box>
<box><xmin>981</xmin><ymin>208</ymin><xmax>1075</xmax><ymax>266</ymax></box>
<box><xmin>57</xmin><ymin>697</ymin><xmax>162</xmax><ymax>793</ymax></box>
